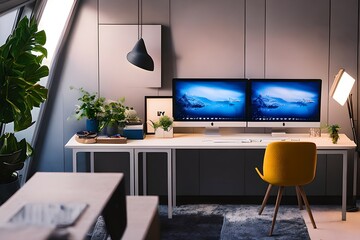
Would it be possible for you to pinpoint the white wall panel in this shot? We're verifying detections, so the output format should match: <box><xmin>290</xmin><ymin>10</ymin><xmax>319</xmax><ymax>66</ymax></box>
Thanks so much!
<box><xmin>245</xmin><ymin>0</ymin><xmax>266</xmax><ymax>78</ymax></box>
<box><xmin>265</xmin><ymin>0</ymin><xmax>330</xmax><ymax>131</ymax></box>
<box><xmin>171</xmin><ymin>0</ymin><xmax>245</xmax><ymax>78</ymax></box>
<box><xmin>99</xmin><ymin>25</ymin><xmax>161</xmax><ymax>90</ymax></box>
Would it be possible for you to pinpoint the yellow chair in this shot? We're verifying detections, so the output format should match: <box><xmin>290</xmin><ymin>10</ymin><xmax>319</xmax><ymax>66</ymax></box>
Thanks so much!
<box><xmin>255</xmin><ymin>141</ymin><xmax>317</xmax><ymax>236</ymax></box>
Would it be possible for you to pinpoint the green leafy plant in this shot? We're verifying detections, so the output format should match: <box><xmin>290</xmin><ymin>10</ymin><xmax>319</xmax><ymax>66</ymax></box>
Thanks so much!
<box><xmin>0</xmin><ymin>16</ymin><xmax>48</xmax><ymax>131</ymax></box>
<box><xmin>327</xmin><ymin>124</ymin><xmax>340</xmax><ymax>144</ymax></box>
<box><xmin>71</xmin><ymin>87</ymin><xmax>105</xmax><ymax>120</ymax></box>
<box><xmin>150</xmin><ymin>115</ymin><xmax>173</xmax><ymax>132</ymax></box>
<box><xmin>99</xmin><ymin>98</ymin><xmax>127</xmax><ymax>130</ymax></box>
<box><xmin>0</xmin><ymin>16</ymin><xmax>48</xmax><ymax>183</ymax></box>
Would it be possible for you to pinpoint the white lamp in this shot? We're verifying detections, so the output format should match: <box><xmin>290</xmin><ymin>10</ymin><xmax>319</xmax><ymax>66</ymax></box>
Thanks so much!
<box><xmin>330</xmin><ymin>68</ymin><xmax>358</xmax><ymax>212</ymax></box>
<box><xmin>330</xmin><ymin>68</ymin><xmax>355</xmax><ymax>106</ymax></box>
<box><xmin>330</xmin><ymin>68</ymin><xmax>357</xmax><ymax>146</ymax></box>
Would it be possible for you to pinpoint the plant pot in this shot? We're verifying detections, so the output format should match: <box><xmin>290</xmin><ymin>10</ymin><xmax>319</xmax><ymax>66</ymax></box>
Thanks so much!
<box><xmin>330</xmin><ymin>133</ymin><xmax>339</xmax><ymax>144</ymax></box>
<box><xmin>155</xmin><ymin>128</ymin><xmax>173</xmax><ymax>138</ymax></box>
<box><xmin>0</xmin><ymin>173</ymin><xmax>20</xmax><ymax>205</ymax></box>
<box><xmin>104</xmin><ymin>123</ymin><xmax>123</xmax><ymax>137</ymax></box>
<box><xmin>86</xmin><ymin>119</ymin><xmax>99</xmax><ymax>132</ymax></box>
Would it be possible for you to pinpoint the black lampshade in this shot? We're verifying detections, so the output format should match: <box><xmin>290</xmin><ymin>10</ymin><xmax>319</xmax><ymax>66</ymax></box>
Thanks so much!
<box><xmin>127</xmin><ymin>38</ymin><xmax>154</xmax><ymax>71</ymax></box>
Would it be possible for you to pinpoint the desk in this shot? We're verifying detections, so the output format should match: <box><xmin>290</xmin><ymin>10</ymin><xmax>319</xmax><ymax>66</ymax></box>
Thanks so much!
<box><xmin>0</xmin><ymin>172</ymin><xmax>127</xmax><ymax>240</ymax></box>
<box><xmin>65</xmin><ymin>133</ymin><xmax>356</xmax><ymax>220</ymax></box>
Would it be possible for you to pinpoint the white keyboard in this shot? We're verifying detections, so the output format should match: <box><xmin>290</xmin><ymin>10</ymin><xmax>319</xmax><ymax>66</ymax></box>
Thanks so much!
<box><xmin>209</xmin><ymin>138</ymin><xmax>288</xmax><ymax>143</ymax></box>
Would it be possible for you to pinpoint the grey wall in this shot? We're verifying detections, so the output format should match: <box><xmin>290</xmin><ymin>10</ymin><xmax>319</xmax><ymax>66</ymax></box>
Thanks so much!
<box><xmin>32</xmin><ymin>0</ymin><xmax>359</xmax><ymax>197</ymax></box>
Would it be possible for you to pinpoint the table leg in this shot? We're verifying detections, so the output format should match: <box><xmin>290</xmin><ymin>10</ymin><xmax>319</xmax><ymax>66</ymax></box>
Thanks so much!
<box><xmin>129</xmin><ymin>149</ymin><xmax>135</xmax><ymax>196</ymax></box>
<box><xmin>353</xmin><ymin>151</ymin><xmax>358</xmax><ymax>204</ymax></box>
<box><xmin>134</xmin><ymin>150</ymin><xmax>139</xmax><ymax>196</ymax></box>
<box><xmin>167</xmin><ymin>149</ymin><xmax>172</xmax><ymax>219</ymax></box>
<box><xmin>342</xmin><ymin>151</ymin><xmax>348</xmax><ymax>220</ymax></box>
<box><xmin>90</xmin><ymin>152</ymin><xmax>94</xmax><ymax>172</ymax></box>
<box><xmin>143</xmin><ymin>153</ymin><xmax>147</xmax><ymax>195</ymax></box>
<box><xmin>172</xmin><ymin>149</ymin><xmax>176</xmax><ymax>207</ymax></box>
<box><xmin>72</xmin><ymin>150</ymin><xmax>77</xmax><ymax>172</ymax></box>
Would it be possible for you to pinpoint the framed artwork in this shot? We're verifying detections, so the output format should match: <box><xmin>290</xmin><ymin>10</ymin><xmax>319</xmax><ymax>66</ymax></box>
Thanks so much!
<box><xmin>145</xmin><ymin>96</ymin><xmax>173</xmax><ymax>134</ymax></box>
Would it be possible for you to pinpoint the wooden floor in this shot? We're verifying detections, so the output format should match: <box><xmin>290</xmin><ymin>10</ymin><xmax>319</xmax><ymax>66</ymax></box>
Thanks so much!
<box><xmin>302</xmin><ymin>204</ymin><xmax>360</xmax><ymax>240</ymax></box>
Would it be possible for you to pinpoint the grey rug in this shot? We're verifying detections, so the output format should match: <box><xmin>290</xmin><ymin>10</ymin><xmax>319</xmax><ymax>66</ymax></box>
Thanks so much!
<box><xmin>90</xmin><ymin>204</ymin><xmax>310</xmax><ymax>240</ymax></box>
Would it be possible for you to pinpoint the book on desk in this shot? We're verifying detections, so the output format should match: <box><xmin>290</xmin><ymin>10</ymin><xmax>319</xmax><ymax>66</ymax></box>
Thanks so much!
<box><xmin>123</xmin><ymin>124</ymin><xmax>145</xmax><ymax>139</ymax></box>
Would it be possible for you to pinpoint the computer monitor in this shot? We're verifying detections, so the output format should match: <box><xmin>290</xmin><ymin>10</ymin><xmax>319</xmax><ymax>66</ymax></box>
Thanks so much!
<box><xmin>247</xmin><ymin>79</ymin><xmax>322</xmax><ymax>128</ymax></box>
<box><xmin>172</xmin><ymin>78</ymin><xmax>248</xmax><ymax>132</ymax></box>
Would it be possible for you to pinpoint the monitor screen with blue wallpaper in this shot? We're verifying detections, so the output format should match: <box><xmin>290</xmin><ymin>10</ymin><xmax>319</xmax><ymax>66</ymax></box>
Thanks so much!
<box><xmin>248</xmin><ymin>79</ymin><xmax>322</xmax><ymax>128</ymax></box>
<box><xmin>172</xmin><ymin>78</ymin><xmax>247</xmax><ymax>127</ymax></box>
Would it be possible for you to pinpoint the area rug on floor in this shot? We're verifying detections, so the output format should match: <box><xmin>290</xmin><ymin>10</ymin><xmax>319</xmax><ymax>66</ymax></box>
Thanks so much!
<box><xmin>90</xmin><ymin>204</ymin><xmax>310</xmax><ymax>240</ymax></box>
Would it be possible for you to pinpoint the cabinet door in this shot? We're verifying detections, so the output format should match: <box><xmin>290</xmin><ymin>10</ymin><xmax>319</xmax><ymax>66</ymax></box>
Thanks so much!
<box><xmin>176</xmin><ymin>150</ymin><xmax>200</xmax><ymax>196</ymax></box>
<box><xmin>199</xmin><ymin>149</ymin><xmax>245</xmax><ymax>195</ymax></box>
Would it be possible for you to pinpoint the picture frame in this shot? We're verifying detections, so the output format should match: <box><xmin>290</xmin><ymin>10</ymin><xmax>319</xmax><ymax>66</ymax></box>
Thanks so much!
<box><xmin>145</xmin><ymin>96</ymin><xmax>173</xmax><ymax>134</ymax></box>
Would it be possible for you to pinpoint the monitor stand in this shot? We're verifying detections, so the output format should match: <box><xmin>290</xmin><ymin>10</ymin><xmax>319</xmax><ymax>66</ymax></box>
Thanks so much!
<box><xmin>204</xmin><ymin>127</ymin><xmax>221</xmax><ymax>136</ymax></box>
<box><xmin>271</xmin><ymin>130</ymin><xmax>287</xmax><ymax>137</ymax></box>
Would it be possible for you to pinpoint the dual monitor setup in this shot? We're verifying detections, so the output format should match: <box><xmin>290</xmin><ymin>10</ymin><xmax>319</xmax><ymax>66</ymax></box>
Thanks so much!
<box><xmin>172</xmin><ymin>78</ymin><xmax>322</xmax><ymax>133</ymax></box>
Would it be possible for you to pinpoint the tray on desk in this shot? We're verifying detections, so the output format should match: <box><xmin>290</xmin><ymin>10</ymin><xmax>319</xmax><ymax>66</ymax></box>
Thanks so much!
<box><xmin>95</xmin><ymin>136</ymin><xmax>127</xmax><ymax>144</ymax></box>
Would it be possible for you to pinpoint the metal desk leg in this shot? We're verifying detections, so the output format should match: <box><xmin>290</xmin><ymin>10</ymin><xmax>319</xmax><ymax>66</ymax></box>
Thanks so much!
<box><xmin>353</xmin><ymin>151</ymin><xmax>358</xmax><ymax>205</ymax></box>
<box><xmin>134</xmin><ymin>149</ymin><xmax>139</xmax><ymax>196</ymax></box>
<box><xmin>90</xmin><ymin>152</ymin><xmax>95</xmax><ymax>172</ymax></box>
<box><xmin>172</xmin><ymin>149</ymin><xmax>176</xmax><ymax>207</ymax></box>
<box><xmin>342</xmin><ymin>151</ymin><xmax>348</xmax><ymax>220</ymax></box>
<box><xmin>143</xmin><ymin>153</ymin><xmax>147</xmax><ymax>195</ymax></box>
<box><xmin>72</xmin><ymin>150</ymin><xmax>78</xmax><ymax>172</ymax></box>
<box><xmin>167</xmin><ymin>149</ymin><xmax>173</xmax><ymax>219</ymax></box>
<box><xmin>129</xmin><ymin>149</ymin><xmax>135</xmax><ymax>196</ymax></box>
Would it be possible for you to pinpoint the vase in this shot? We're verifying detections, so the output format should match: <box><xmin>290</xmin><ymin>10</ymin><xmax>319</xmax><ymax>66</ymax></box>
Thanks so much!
<box><xmin>86</xmin><ymin>119</ymin><xmax>99</xmax><ymax>132</ymax></box>
<box><xmin>0</xmin><ymin>174</ymin><xmax>20</xmax><ymax>205</ymax></box>
<box><xmin>330</xmin><ymin>133</ymin><xmax>339</xmax><ymax>144</ymax></box>
<box><xmin>105</xmin><ymin>123</ymin><xmax>123</xmax><ymax>137</ymax></box>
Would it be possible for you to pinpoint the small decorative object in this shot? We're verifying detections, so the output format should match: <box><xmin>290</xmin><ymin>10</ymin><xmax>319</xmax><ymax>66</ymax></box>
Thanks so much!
<box><xmin>328</xmin><ymin>124</ymin><xmax>340</xmax><ymax>144</ymax></box>
<box><xmin>150</xmin><ymin>115</ymin><xmax>174</xmax><ymax>138</ymax></box>
<box><xmin>71</xmin><ymin>87</ymin><xmax>105</xmax><ymax>133</ymax></box>
<box><xmin>125</xmin><ymin>107</ymin><xmax>142</xmax><ymax>125</ymax></box>
<box><xmin>145</xmin><ymin>96</ymin><xmax>173</xmax><ymax>134</ymax></box>
<box><xmin>309</xmin><ymin>128</ymin><xmax>321</xmax><ymax>137</ymax></box>
<box><xmin>75</xmin><ymin>131</ymin><xmax>97</xmax><ymax>144</ymax></box>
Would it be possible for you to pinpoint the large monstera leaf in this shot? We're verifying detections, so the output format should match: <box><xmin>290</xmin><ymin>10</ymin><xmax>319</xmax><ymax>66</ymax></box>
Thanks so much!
<box><xmin>0</xmin><ymin>16</ymin><xmax>48</xmax><ymax>132</ymax></box>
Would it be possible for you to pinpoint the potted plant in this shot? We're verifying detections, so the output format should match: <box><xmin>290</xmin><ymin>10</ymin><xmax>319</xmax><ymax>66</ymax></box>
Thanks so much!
<box><xmin>0</xmin><ymin>16</ymin><xmax>48</xmax><ymax>203</ymax></box>
<box><xmin>328</xmin><ymin>124</ymin><xmax>340</xmax><ymax>144</ymax></box>
<box><xmin>151</xmin><ymin>115</ymin><xmax>174</xmax><ymax>138</ymax></box>
<box><xmin>71</xmin><ymin>87</ymin><xmax>105</xmax><ymax>132</ymax></box>
<box><xmin>99</xmin><ymin>98</ymin><xmax>127</xmax><ymax>136</ymax></box>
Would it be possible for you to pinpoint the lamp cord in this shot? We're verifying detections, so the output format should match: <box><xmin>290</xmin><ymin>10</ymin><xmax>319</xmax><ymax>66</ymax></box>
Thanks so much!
<box><xmin>137</xmin><ymin>0</ymin><xmax>142</xmax><ymax>39</ymax></box>
<box><xmin>347</xmin><ymin>94</ymin><xmax>359</xmax><ymax>152</ymax></box>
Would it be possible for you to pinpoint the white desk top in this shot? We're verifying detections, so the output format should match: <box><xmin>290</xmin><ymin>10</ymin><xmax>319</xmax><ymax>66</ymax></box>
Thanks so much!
<box><xmin>65</xmin><ymin>133</ymin><xmax>356</xmax><ymax>150</ymax></box>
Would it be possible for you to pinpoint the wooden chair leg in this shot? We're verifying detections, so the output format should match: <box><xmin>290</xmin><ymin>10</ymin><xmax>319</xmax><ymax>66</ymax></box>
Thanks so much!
<box><xmin>297</xmin><ymin>186</ymin><xmax>317</xmax><ymax>229</ymax></box>
<box><xmin>259</xmin><ymin>184</ymin><xmax>272</xmax><ymax>215</ymax></box>
<box><xmin>269</xmin><ymin>186</ymin><xmax>284</xmax><ymax>236</ymax></box>
<box><xmin>296</xmin><ymin>186</ymin><xmax>303</xmax><ymax>210</ymax></box>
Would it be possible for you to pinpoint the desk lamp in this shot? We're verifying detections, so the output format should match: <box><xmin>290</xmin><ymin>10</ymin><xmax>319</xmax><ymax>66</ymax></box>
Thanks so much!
<box><xmin>330</xmin><ymin>68</ymin><xmax>358</xmax><ymax>212</ymax></box>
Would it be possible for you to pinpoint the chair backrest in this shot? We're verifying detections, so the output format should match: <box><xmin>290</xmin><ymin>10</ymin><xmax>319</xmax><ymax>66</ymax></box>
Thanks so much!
<box><xmin>262</xmin><ymin>141</ymin><xmax>317</xmax><ymax>186</ymax></box>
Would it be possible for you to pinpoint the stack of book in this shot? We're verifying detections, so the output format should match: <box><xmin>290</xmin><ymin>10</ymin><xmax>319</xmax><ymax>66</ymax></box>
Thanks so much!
<box><xmin>123</xmin><ymin>123</ymin><xmax>145</xmax><ymax>139</ymax></box>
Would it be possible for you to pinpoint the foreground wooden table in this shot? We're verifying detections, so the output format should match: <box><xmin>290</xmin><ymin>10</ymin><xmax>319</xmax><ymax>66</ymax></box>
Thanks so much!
<box><xmin>0</xmin><ymin>172</ymin><xmax>127</xmax><ymax>240</ymax></box>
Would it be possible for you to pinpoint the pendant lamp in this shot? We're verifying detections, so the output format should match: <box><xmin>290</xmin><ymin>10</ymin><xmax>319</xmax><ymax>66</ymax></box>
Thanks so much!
<box><xmin>127</xmin><ymin>0</ymin><xmax>154</xmax><ymax>71</ymax></box>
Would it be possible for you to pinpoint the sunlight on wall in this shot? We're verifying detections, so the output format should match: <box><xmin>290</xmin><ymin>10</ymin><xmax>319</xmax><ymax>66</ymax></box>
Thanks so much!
<box><xmin>0</xmin><ymin>10</ymin><xmax>16</xmax><ymax>45</ymax></box>
<box><xmin>38</xmin><ymin>0</ymin><xmax>76</xmax><ymax>67</ymax></box>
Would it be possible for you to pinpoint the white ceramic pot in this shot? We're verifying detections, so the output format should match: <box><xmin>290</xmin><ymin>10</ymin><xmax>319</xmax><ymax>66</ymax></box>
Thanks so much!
<box><xmin>155</xmin><ymin>128</ymin><xmax>173</xmax><ymax>138</ymax></box>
